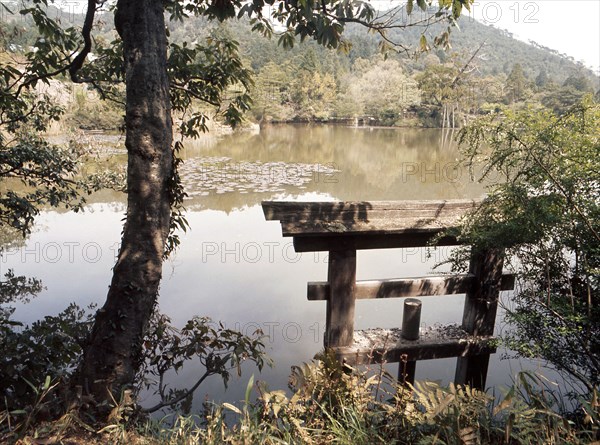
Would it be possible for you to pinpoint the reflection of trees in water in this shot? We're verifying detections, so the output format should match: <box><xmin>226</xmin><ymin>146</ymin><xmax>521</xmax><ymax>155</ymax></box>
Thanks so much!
<box><xmin>5</xmin><ymin>126</ymin><xmax>486</xmax><ymax>214</ymax></box>
<box><xmin>0</xmin><ymin>227</ymin><xmax>27</xmax><ymax>253</ymax></box>
<box><xmin>1</xmin><ymin>228</ymin><xmax>42</xmax><ymax>338</ymax></box>
<box><xmin>185</xmin><ymin>124</ymin><xmax>460</xmax><ymax>164</ymax></box>
<box><xmin>178</xmin><ymin>125</ymin><xmax>483</xmax><ymax>209</ymax></box>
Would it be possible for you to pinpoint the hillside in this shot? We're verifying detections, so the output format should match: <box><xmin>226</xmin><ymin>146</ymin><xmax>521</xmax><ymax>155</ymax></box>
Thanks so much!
<box><xmin>386</xmin><ymin>15</ymin><xmax>598</xmax><ymax>83</ymax></box>
<box><xmin>1</xmin><ymin>3</ymin><xmax>598</xmax><ymax>128</ymax></box>
<box><xmin>222</xmin><ymin>14</ymin><xmax>598</xmax><ymax>86</ymax></box>
<box><xmin>2</xmin><ymin>2</ymin><xmax>596</xmax><ymax>84</ymax></box>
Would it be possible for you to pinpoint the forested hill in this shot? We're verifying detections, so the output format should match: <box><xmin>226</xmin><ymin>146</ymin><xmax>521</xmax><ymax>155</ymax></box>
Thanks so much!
<box><xmin>1</xmin><ymin>4</ymin><xmax>598</xmax><ymax>127</ymax></box>
<box><xmin>199</xmin><ymin>13</ymin><xmax>599</xmax><ymax>125</ymax></box>
<box><xmin>2</xmin><ymin>3</ymin><xmax>595</xmax><ymax>83</ymax></box>
<box><xmin>155</xmin><ymin>10</ymin><xmax>598</xmax><ymax>83</ymax></box>
<box><xmin>383</xmin><ymin>14</ymin><xmax>596</xmax><ymax>82</ymax></box>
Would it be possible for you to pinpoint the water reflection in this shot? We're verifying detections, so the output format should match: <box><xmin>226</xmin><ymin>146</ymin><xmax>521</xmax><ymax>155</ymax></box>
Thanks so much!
<box><xmin>4</xmin><ymin>125</ymin><xmax>529</xmax><ymax>412</ymax></box>
<box><xmin>179</xmin><ymin>125</ymin><xmax>487</xmax><ymax>212</ymax></box>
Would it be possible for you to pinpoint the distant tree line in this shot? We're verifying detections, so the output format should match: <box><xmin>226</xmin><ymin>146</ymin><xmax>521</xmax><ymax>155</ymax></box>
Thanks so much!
<box><xmin>1</xmin><ymin>5</ymin><xmax>598</xmax><ymax>130</ymax></box>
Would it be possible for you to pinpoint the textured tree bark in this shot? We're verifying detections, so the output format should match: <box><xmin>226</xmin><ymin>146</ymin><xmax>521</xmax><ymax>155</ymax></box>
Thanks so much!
<box><xmin>77</xmin><ymin>0</ymin><xmax>172</xmax><ymax>404</ymax></box>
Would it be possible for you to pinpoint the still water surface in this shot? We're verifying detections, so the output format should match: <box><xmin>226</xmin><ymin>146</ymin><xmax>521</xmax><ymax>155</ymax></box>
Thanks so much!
<box><xmin>4</xmin><ymin>125</ymin><xmax>541</xmax><ymax>411</ymax></box>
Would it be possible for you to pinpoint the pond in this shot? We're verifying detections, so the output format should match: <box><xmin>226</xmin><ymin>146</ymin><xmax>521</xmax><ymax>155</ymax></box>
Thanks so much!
<box><xmin>3</xmin><ymin>124</ymin><xmax>546</xmax><ymax>412</ymax></box>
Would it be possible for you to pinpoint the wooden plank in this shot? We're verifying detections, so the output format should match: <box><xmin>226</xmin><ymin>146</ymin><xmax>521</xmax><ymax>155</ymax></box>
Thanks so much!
<box><xmin>325</xmin><ymin>250</ymin><xmax>357</xmax><ymax>348</ymax></box>
<box><xmin>263</xmin><ymin>200</ymin><xmax>479</xmax><ymax>221</ymax></box>
<box><xmin>308</xmin><ymin>273</ymin><xmax>515</xmax><ymax>301</ymax></box>
<box><xmin>337</xmin><ymin>340</ymin><xmax>496</xmax><ymax>366</ymax></box>
<box><xmin>262</xmin><ymin>200</ymin><xmax>479</xmax><ymax>237</ymax></box>
<box><xmin>293</xmin><ymin>233</ymin><xmax>460</xmax><ymax>252</ymax></box>
<box><xmin>332</xmin><ymin>326</ymin><xmax>496</xmax><ymax>365</ymax></box>
<box><xmin>280</xmin><ymin>218</ymin><xmax>458</xmax><ymax>236</ymax></box>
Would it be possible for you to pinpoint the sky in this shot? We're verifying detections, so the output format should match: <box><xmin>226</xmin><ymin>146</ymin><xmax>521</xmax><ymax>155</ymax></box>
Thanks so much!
<box><xmin>466</xmin><ymin>1</ymin><xmax>600</xmax><ymax>74</ymax></box>
<box><xmin>370</xmin><ymin>0</ymin><xmax>600</xmax><ymax>73</ymax></box>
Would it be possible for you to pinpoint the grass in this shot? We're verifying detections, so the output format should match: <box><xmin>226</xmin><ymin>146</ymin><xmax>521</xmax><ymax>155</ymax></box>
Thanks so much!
<box><xmin>4</xmin><ymin>358</ymin><xmax>599</xmax><ymax>445</ymax></box>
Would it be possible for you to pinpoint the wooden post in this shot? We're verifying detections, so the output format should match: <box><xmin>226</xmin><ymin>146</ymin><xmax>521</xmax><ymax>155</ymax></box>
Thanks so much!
<box><xmin>402</xmin><ymin>298</ymin><xmax>422</xmax><ymax>340</ymax></box>
<box><xmin>399</xmin><ymin>298</ymin><xmax>421</xmax><ymax>384</ymax></box>
<box><xmin>398</xmin><ymin>357</ymin><xmax>416</xmax><ymax>386</ymax></box>
<box><xmin>455</xmin><ymin>248</ymin><xmax>504</xmax><ymax>389</ymax></box>
<box><xmin>398</xmin><ymin>298</ymin><xmax>422</xmax><ymax>385</ymax></box>
<box><xmin>325</xmin><ymin>249</ymin><xmax>357</xmax><ymax>348</ymax></box>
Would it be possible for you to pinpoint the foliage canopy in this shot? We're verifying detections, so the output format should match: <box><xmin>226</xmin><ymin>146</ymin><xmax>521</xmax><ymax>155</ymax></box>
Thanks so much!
<box><xmin>455</xmin><ymin>96</ymin><xmax>600</xmax><ymax>392</ymax></box>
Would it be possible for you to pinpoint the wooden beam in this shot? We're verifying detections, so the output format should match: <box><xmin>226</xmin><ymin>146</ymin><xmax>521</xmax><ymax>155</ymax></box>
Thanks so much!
<box><xmin>460</xmin><ymin>250</ymin><xmax>504</xmax><ymax>337</ymax></box>
<box><xmin>308</xmin><ymin>273</ymin><xmax>515</xmax><ymax>301</ymax></box>
<box><xmin>263</xmin><ymin>200</ymin><xmax>479</xmax><ymax>221</ymax></box>
<box><xmin>455</xmin><ymin>354</ymin><xmax>491</xmax><ymax>390</ymax></box>
<box><xmin>332</xmin><ymin>329</ymin><xmax>496</xmax><ymax>365</ymax></box>
<box><xmin>325</xmin><ymin>250</ymin><xmax>357</xmax><ymax>348</ymax></box>
<box><xmin>293</xmin><ymin>233</ymin><xmax>460</xmax><ymax>252</ymax></box>
<box><xmin>262</xmin><ymin>200</ymin><xmax>479</xmax><ymax>237</ymax></box>
<box><xmin>264</xmin><ymin>199</ymin><xmax>475</xmax><ymax>213</ymax></box>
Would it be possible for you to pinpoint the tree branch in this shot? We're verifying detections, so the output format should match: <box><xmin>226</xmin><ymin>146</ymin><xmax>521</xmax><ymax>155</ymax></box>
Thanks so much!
<box><xmin>507</xmin><ymin>128</ymin><xmax>600</xmax><ymax>244</ymax></box>
<box><xmin>69</xmin><ymin>0</ymin><xmax>97</xmax><ymax>82</ymax></box>
<box><xmin>141</xmin><ymin>369</ymin><xmax>212</xmax><ymax>413</ymax></box>
<box><xmin>450</xmin><ymin>41</ymin><xmax>485</xmax><ymax>89</ymax></box>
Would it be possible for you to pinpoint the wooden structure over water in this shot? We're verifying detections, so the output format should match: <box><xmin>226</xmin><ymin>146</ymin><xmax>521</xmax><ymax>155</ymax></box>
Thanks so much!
<box><xmin>262</xmin><ymin>200</ymin><xmax>514</xmax><ymax>389</ymax></box>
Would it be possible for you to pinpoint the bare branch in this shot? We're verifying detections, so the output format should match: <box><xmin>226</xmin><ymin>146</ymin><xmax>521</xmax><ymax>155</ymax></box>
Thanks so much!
<box><xmin>69</xmin><ymin>0</ymin><xmax>98</xmax><ymax>82</ymax></box>
<box><xmin>141</xmin><ymin>369</ymin><xmax>211</xmax><ymax>414</ymax></box>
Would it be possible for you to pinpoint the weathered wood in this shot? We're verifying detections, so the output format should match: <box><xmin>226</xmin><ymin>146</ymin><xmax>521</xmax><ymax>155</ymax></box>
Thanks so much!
<box><xmin>337</xmin><ymin>340</ymin><xmax>496</xmax><ymax>365</ymax></box>
<box><xmin>262</xmin><ymin>200</ymin><xmax>479</xmax><ymax>237</ymax></box>
<box><xmin>460</xmin><ymin>250</ymin><xmax>504</xmax><ymax>336</ymax></box>
<box><xmin>455</xmin><ymin>249</ymin><xmax>505</xmax><ymax>389</ymax></box>
<box><xmin>455</xmin><ymin>354</ymin><xmax>491</xmax><ymax>390</ymax></box>
<box><xmin>325</xmin><ymin>250</ymin><xmax>357</xmax><ymax>348</ymax></box>
<box><xmin>332</xmin><ymin>327</ymin><xmax>496</xmax><ymax>365</ymax></box>
<box><xmin>307</xmin><ymin>273</ymin><xmax>515</xmax><ymax>301</ymax></box>
<box><xmin>293</xmin><ymin>233</ymin><xmax>460</xmax><ymax>252</ymax></box>
<box><xmin>264</xmin><ymin>200</ymin><xmax>479</xmax><ymax>215</ymax></box>
<box><xmin>400</xmin><ymin>293</ymin><xmax>434</xmax><ymax>386</ymax></box>
<box><xmin>262</xmin><ymin>199</ymin><xmax>508</xmax><ymax>388</ymax></box>
<box><xmin>402</xmin><ymin>298</ymin><xmax>422</xmax><ymax>340</ymax></box>
<box><xmin>399</xmin><ymin>360</ymin><xmax>416</xmax><ymax>386</ymax></box>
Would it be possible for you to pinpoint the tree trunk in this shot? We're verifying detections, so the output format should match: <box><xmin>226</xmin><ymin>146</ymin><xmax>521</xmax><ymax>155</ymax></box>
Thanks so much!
<box><xmin>77</xmin><ymin>0</ymin><xmax>172</xmax><ymax>404</ymax></box>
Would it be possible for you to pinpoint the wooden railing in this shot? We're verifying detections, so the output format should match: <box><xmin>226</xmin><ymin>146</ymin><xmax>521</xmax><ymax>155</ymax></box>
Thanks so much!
<box><xmin>262</xmin><ymin>200</ymin><xmax>514</xmax><ymax>389</ymax></box>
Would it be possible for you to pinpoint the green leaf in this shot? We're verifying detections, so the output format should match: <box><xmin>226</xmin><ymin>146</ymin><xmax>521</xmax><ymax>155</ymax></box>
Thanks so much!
<box><xmin>493</xmin><ymin>386</ymin><xmax>515</xmax><ymax>415</ymax></box>
<box><xmin>245</xmin><ymin>374</ymin><xmax>254</xmax><ymax>405</ymax></box>
<box><xmin>21</xmin><ymin>376</ymin><xmax>38</xmax><ymax>394</ymax></box>
<box><xmin>452</xmin><ymin>0</ymin><xmax>462</xmax><ymax>18</ymax></box>
<box><xmin>406</xmin><ymin>0</ymin><xmax>414</xmax><ymax>15</ymax></box>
